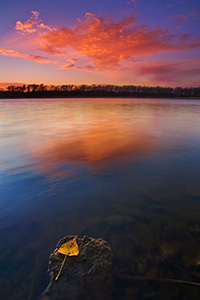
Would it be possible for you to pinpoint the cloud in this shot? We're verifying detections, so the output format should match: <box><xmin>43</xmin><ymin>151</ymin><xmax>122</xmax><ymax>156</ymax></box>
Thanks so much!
<box><xmin>136</xmin><ymin>59</ymin><xmax>200</xmax><ymax>86</ymax></box>
<box><xmin>127</xmin><ymin>0</ymin><xmax>136</xmax><ymax>5</ymax></box>
<box><xmin>169</xmin><ymin>10</ymin><xmax>199</xmax><ymax>29</ymax></box>
<box><xmin>15</xmin><ymin>10</ymin><xmax>40</xmax><ymax>34</ymax></box>
<box><xmin>0</xmin><ymin>48</ymin><xmax>56</xmax><ymax>64</ymax></box>
<box><xmin>38</xmin><ymin>12</ymin><xmax>200</xmax><ymax>70</ymax></box>
<box><xmin>8</xmin><ymin>9</ymin><xmax>200</xmax><ymax>84</ymax></box>
<box><xmin>181</xmin><ymin>11</ymin><xmax>199</xmax><ymax>21</ymax></box>
<box><xmin>58</xmin><ymin>57</ymin><xmax>78</xmax><ymax>69</ymax></box>
<box><xmin>15</xmin><ymin>20</ymin><xmax>37</xmax><ymax>34</ymax></box>
<box><xmin>39</xmin><ymin>23</ymin><xmax>52</xmax><ymax>31</ymax></box>
<box><xmin>130</xmin><ymin>0</ymin><xmax>136</xmax><ymax>4</ymax></box>
<box><xmin>83</xmin><ymin>65</ymin><xmax>97</xmax><ymax>71</ymax></box>
<box><xmin>63</xmin><ymin>63</ymin><xmax>75</xmax><ymax>69</ymax></box>
<box><xmin>31</xmin><ymin>11</ymin><xmax>40</xmax><ymax>19</ymax></box>
<box><xmin>65</xmin><ymin>58</ymin><xmax>77</xmax><ymax>64</ymax></box>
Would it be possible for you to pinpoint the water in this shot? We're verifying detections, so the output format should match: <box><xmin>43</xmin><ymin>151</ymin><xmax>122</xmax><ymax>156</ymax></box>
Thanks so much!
<box><xmin>0</xmin><ymin>98</ymin><xmax>200</xmax><ymax>300</ymax></box>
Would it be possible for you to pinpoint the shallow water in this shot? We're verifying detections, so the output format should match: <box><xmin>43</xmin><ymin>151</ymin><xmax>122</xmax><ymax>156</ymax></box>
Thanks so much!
<box><xmin>0</xmin><ymin>98</ymin><xmax>200</xmax><ymax>299</ymax></box>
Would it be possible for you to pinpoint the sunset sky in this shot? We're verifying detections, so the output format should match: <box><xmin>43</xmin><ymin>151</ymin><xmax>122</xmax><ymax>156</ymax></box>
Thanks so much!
<box><xmin>0</xmin><ymin>0</ymin><xmax>200</xmax><ymax>87</ymax></box>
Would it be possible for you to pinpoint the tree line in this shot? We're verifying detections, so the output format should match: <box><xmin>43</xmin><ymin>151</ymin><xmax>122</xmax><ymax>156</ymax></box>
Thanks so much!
<box><xmin>0</xmin><ymin>84</ymin><xmax>200</xmax><ymax>98</ymax></box>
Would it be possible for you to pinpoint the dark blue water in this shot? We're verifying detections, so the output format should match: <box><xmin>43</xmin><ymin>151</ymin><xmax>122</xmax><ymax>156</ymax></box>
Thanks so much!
<box><xmin>0</xmin><ymin>98</ymin><xmax>200</xmax><ymax>299</ymax></box>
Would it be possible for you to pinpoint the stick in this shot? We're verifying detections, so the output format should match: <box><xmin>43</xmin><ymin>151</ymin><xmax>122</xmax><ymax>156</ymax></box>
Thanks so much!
<box><xmin>117</xmin><ymin>275</ymin><xmax>200</xmax><ymax>288</ymax></box>
<box><xmin>55</xmin><ymin>255</ymin><xmax>67</xmax><ymax>281</ymax></box>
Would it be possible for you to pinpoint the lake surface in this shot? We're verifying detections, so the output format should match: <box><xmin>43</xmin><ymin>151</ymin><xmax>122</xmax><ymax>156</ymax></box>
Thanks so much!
<box><xmin>0</xmin><ymin>98</ymin><xmax>200</xmax><ymax>300</ymax></box>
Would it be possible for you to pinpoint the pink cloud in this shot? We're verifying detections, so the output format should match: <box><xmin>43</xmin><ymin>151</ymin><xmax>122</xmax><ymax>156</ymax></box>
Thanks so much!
<box><xmin>181</xmin><ymin>11</ymin><xmax>199</xmax><ymax>21</ymax></box>
<box><xmin>127</xmin><ymin>0</ymin><xmax>136</xmax><ymax>6</ymax></box>
<box><xmin>75</xmin><ymin>65</ymin><xmax>97</xmax><ymax>71</ymax></box>
<box><xmin>135</xmin><ymin>59</ymin><xmax>200</xmax><ymax>86</ymax></box>
<box><xmin>0</xmin><ymin>48</ymin><xmax>56</xmax><ymax>64</ymax></box>
<box><xmin>83</xmin><ymin>65</ymin><xmax>97</xmax><ymax>71</ymax></box>
<box><xmin>169</xmin><ymin>11</ymin><xmax>199</xmax><ymax>29</ymax></box>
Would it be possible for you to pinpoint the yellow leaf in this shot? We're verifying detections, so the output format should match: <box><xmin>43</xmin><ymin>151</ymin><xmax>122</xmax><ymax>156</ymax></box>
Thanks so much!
<box><xmin>55</xmin><ymin>238</ymin><xmax>79</xmax><ymax>280</ymax></box>
<box><xmin>58</xmin><ymin>238</ymin><xmax>79</xmax><ymax>256</ymax></box>
<box><xmin>196</xmin><ymin>260</ymin><xmax>200</xmax><ymax>266</ymax></box>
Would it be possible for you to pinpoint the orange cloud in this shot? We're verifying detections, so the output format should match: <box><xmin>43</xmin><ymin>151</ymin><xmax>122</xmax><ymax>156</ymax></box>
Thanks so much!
<box><xmin>58</xmin><ymin>58</ymin><xmax>77</xmax><ymax>69</ymax></box>
<box><xmin>63</xmin><ymin>63</ymin><xmax>75</xmax><ymax>69</ymax></box>
<box><xmin>15</xmin><ymin>20</ymin><xmax>37</xmax><ymax>34</ymax></box>
<box><xmin>38</xmin><ymin>12</ymin><xmax>200</xmax><ymax>70</ymax></box>
<box><xmin>15</xmin><ymin>10</ymin><xmax>40</xmax><ymax>34</ymax></box>
<box><xmin>65</xmin><ymin>58</ymin><xmax>77</xmax><ymax>64</ymax></box>
<box><xmin>39</xmin><ymin>23</ymin><xmax>52</xmax><ymax>31</ymax></box>
<box><xmin>8</xmin><ymin>10</ymin><xmax>200</xmax><ymax>78</ymax></box>
<box><xmin>0</xmin><ymin>48</ymin><xmax>56</xmax><ymax>64</ymax></box>
<box><xmin>31</xmin><ymin>11</ymin><xmax>40</xmax><ymax>19</ymax></box>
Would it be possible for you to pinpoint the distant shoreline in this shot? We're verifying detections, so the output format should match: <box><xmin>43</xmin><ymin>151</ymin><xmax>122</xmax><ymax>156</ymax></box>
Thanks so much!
<box><xmin>1</xmin><ymin>84</ymin><xmax>200</xmax><ymax>99</ymax></box>
<box><xmin>0</xmin><ymin>93</ymin><xmax>200</xmax><ymax>100</ymax></box>
<box><xmin>1</xmin><ymin>96</ymin><xmax>200</xmax><ymax>100</ymax></box>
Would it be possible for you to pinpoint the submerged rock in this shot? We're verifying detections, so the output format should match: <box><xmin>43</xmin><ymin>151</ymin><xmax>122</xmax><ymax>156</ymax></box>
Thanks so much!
<box><xmin>40</xmin><ymin>235</ymin><xmax>113</xmax><ymax>300</ymax></box>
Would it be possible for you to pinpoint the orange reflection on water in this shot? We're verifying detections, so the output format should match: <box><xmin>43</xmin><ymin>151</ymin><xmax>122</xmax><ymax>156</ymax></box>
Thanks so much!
<box><xmin>27</xmin><ymin>105</ymin><xmax>157</xmax><ymax>177</ymax></box>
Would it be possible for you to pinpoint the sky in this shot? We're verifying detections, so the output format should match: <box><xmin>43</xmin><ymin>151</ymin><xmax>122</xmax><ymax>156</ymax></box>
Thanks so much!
<box><xmin>0</xmin><ymin>0</ymin><xmax>200</xmax><ymax>87</ymax></box>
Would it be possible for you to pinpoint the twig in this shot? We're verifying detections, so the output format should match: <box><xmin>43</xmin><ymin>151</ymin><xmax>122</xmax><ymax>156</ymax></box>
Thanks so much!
<box><xmin>55</xmin><ymin>255</ymin><xmax>67</xmax><ymax>281</ymax></box>
<box><xmin>117</xmin><ymin>275</ymin><xmax>200</xmax><ymax>288</ymax></box>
